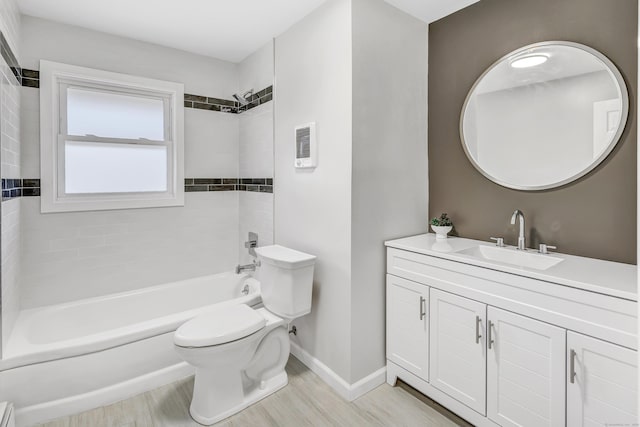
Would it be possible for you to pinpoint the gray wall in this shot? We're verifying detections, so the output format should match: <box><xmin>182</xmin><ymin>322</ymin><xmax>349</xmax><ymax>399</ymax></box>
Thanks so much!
<box><xmin>275</xmin><ymin>0</ymin><xmax>428</xmax><ymax>386</ymax></box>
<box><xmin>351</xmin><ymin>0</ymin><xmax>428</xmax><ymax>382</ymax></box>
<box><xmin>275</xmin><ymin>0</ymin><xmax>353</xmax><ymax>382</ymax></box>
<box><xmin>428</xmin><ymin>0</ymin><xmax>637</xmax><ymax>264</ymax></box>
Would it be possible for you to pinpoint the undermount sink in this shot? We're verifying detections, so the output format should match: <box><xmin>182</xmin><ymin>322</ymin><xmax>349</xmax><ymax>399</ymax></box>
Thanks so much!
<box><xmin>456</xmin><ymin>245</ymin><xmax>564</xmax><ymax>271</ymax></box>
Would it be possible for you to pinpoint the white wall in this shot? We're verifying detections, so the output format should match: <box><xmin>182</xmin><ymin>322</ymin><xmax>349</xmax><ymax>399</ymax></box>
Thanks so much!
<box><xmin>21</xmin><ymin>193</ymin><xmax>238</xmax><ymax>307</ymax></box>
<box><xmin>20</xmin><ymin>16</ymin><xmax>237</xmax><ymax>97</ymax></box>
<box><xmin>20</xmin><ymin>17</ymin><xmax>242</xmax><ymax>308</ymax></box>
<box><xmin>275</xmin><ymin>0</ymin><xmax>427</xmax><ymax>388</ymax></box>
<box><xmin>238</xmin><ymin>103</ymin><xmax>274</xmax><ymax>265</ymax></box>
<box><xmin>239</xmin><ymin>41</ymin><xmax>274</xmax><ymax>94</ymax></box>
<box><xmin>350</xmin><ymin>0</ymin><xmax>428</xmax><ymax>382</ymax></box>
<box><xmin>238</xmin><ymin>42</ymin><xmax>274</xmax><ymax>265</ymax></box>
<box><xmin>275</xmin><ymin>0</ymin><xmax>354</xmax><ymax>382</ymax></box>
<box><xmin>0</xmin><ymin>0</ymin><xmax>21</xmax><ymax>355</ymax></box>
<box><xmin>0</xmin><ymin>0</ymin><xmax>20</xmax><ymax>62</ymax></box>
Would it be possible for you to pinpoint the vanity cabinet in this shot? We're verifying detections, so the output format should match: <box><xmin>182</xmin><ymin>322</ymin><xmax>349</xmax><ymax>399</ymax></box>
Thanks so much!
<box><xmin>430</xmin><ymin>289</ymin><xmax>486</xmax><ymax>415</ymax></box>
<box><xmin>487</xmin><ymin>307</ymin><xmax>566</xmax><ymax>427</ymax></box>
<box><xmin>385</xmin><ymin>236</ymin><xmax>637</xmax><ymax>427</ymax></box>
<box><xmin>386</xmin><ymin>275</ymin><xmax>429</xmax><ymax>379</ymax></box>
<box><xmin>567</xmin><ymin>332</ymin><xmax>637</xmax><ymax>426</ymax></box>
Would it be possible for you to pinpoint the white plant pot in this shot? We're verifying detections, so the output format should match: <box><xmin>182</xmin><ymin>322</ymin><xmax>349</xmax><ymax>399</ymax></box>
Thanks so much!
<box><xmin>431</xmin><ymin>225</ymin><xmax>452</xmax><ymax>240</ymax></box>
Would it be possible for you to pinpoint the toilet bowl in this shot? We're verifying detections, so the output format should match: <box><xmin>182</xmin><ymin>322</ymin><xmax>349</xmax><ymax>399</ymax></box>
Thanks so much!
<box><xmin>174</xmin><ymin>245</ymin><xmax>315</xmax><ymax>425</ymax></box>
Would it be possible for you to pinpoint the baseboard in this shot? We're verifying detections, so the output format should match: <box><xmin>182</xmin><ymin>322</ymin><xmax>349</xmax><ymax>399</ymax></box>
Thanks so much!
<box><xmin>15</xmin><ymin>362</ymin><xmax>194</xmax><ymax>427</ymax></box>
<box><xmin>289</xmin><ymin>342</ymin><xmax>386</xmax><ymax>401</ymax></box>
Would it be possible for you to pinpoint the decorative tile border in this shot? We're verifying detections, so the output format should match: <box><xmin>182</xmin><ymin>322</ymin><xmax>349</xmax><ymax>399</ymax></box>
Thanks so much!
<box><xmin>20</xmin><ymin>67</ymin><xmax>272</xmax><ymax>115</ymax></box>
<box><xmin>238</xmin><ymin>86</ymin><xmax>273</xmax><ymax>113</ymax></box>
<box><xmin>1</xmin><ymin>178</ymin><xmax>271</xmax><ymax>201</ymax></box>
<box><xmin>185</xmin><ymin>178</ymin><xmax>273</xmax><ymax>193</ymax></box>
<box><xmin>21</xmin><ymin>68</ymin><xmax>39</xmax><ymax>88</ymax></box>
<box><xmin>2</xmin><ymin>178</ymin><xmax>41</xmax><ymax>201</ymax></box>
<box><xmin>184</xmin><ymin>94</ymin><xmax>237</xmax><ymax>113</ymax></box>
<box><xmin>22</xmin><ymin>179</ymin><xmax>41</xmax><ymax>196</ymax></box>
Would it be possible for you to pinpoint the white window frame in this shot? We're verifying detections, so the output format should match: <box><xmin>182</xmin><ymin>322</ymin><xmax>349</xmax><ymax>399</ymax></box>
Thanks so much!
<box><xmin>40</xmin><ymin>60</ymin><xmax>184</xmax><ymax>213</ymax></box>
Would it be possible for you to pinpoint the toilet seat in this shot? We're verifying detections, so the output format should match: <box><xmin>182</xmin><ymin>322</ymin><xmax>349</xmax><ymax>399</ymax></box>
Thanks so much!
<box><xmin>175</xmin><ymin>304</ymin><xmax>266</xmax><ymax>348</ymax></box>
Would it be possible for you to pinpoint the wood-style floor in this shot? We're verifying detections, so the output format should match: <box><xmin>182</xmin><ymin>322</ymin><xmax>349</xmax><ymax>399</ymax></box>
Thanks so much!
<box><xmin>38</xmin><ymin>356</ymin><xmax>472</xmax><ymax>427</ymax></box>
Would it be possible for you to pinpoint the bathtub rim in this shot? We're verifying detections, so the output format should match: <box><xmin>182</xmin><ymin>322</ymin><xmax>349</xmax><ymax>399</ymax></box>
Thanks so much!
<box><xmin>1</xmin><ymin>271</ymin><xmax>261</xmax><ymax>371</ymax></box>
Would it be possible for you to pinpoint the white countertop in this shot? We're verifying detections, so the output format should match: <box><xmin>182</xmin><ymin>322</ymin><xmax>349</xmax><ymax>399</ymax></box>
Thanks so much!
<box><xmin>385</xmin><ymin>233</ymin><xmax>637</xmax><ymax>301</ymax></box>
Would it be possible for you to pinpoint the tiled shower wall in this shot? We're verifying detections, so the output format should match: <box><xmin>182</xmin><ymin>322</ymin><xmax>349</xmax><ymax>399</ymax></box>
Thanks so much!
<box><xmin>18</xmin><ymin>17</ymin><xmax>274</xmax><ymax>308</ymax></box>
<box><xmin>0</xmin><ymin>0</ymin><xmax>20</xmax><ymax>354</ymax></box>
<box><xmin>238</xmin><ymin>42</ymin><xmax>274</xmax><ymax>265</ymax></box>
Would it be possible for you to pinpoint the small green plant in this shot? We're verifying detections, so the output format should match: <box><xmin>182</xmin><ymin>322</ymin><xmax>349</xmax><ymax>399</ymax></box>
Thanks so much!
<box><xmin>430</xmin><ymin>213</ymin><xmax>453</xmax><ymax>227</ymax></box>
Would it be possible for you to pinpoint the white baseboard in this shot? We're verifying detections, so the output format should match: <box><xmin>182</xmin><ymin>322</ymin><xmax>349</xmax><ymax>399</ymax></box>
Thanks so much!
<box><xmin>289</xmin><ymin>342</ymin><xmax>386</xmax><ymax>401</ymax></box>
<box><xmin>15</xmin><ymin>363</ymin><xmax>194</xmax><ymax>427</ymax></box>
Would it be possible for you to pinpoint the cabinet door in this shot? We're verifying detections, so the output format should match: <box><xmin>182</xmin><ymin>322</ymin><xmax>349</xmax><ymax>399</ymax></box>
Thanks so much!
<box><xmin>430</xmin><ymin>288</ymin><xmax>486</xmax><ymax>415</ymax></box>
<box><xmin>567</xmin><ymin>331</ymin><xmax>637</xmax><ymax>427</ymax></box>
<box><xmin>487</xmin><ymin>307</ymin><xmax>565</xmax><ymax>427</ymax></box>
<box><xmin>386</xmin><ymin>274</ymin><xmax>429</xmax><ymax>380</ymax></box>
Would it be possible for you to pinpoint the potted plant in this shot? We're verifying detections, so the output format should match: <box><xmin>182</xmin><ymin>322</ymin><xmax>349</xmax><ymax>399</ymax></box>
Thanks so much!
<box><xmin>430</xmin><ymin>213</ymin><xmax>453</xmax><ymax>239</ymax></box>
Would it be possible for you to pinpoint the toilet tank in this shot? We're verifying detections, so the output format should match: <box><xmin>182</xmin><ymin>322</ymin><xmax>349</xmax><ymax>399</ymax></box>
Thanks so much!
<box><xmin>254</xmin><ymin>245</ymin><xmax>316</xmax><ymax>319</ymax></box>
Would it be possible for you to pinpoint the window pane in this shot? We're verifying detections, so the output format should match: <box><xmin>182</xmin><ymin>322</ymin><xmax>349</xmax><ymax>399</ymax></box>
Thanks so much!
<box><xmin>67</xmin><ymin>87</ymin><xmax>165</xmax><ymax>140</ymax></box>
<box><xmin>65</xmin><ymin>141</ymin><xmax>168</xmax><ymax>194</ymax></box>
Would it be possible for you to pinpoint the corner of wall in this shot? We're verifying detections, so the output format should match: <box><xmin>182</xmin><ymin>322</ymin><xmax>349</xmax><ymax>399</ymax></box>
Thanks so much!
<box><xmin>0</xmin><ymin>0</ymin><xmax>22</xmax><ymax>356</ymax></box>
<box><xmin>349</xmin><ymin>0</ymin><xmax>428</xmax><ymax>383</ymax></box>
<box><xmin>274</xmin><ymin>0</ymin><xmax>354</xmax><ymax>383</ymax></box>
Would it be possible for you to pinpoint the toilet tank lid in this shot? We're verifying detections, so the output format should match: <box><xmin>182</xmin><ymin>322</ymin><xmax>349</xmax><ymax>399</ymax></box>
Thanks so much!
<box><xmin>255</xmin><ymin>245</ymin><xmax>316</xmax><ymax>269</ymax></box>
<box><xmin>174</xmin><ymin>304</ymin><xmax>266</xmax><ymax>348</ymax></box>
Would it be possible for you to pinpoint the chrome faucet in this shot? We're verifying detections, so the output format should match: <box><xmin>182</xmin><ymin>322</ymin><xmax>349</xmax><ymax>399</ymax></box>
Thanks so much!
<box><xmin>235</xmin><ymin>259</ymin><xmax>260</xmax><ymax>274</ymax></box>
<box><xmin>510</xmin><ymin>209</ymin><xmax>526</xmax><ymax>250</ymax></box>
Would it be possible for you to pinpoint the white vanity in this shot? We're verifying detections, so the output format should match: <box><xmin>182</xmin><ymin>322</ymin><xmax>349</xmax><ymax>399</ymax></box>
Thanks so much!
<box><xmin>385</xmin><ymin>233</ymin><xmax>637</xmax><ymax>427</ymax></box>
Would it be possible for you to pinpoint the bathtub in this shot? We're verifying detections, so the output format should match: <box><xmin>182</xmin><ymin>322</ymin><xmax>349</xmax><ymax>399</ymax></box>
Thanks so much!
<box><xmin>0</xmin><ymin>272</ymin><xmax>261</xmax><ymax>426</ymax></box>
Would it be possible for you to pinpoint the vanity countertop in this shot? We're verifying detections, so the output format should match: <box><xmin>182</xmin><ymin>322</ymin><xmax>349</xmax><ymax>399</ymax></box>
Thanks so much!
<box><xmin>385</xmin><ymin>233</ymin><xmax>637</xmax><ymax>301</ymax></box>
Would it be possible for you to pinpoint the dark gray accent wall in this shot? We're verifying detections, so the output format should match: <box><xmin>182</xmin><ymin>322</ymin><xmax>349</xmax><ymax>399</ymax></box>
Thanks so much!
<box><xmin>428</xmin><ymin>0</ymin><xmax>637</xmax><ymax>264</ymax></box>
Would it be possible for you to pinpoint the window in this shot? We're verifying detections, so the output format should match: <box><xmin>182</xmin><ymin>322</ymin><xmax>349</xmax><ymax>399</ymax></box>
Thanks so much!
<box><xmin>40</xmin><ymin>60</ymin><xmax>184</xmax><ymax>212</ymax></box>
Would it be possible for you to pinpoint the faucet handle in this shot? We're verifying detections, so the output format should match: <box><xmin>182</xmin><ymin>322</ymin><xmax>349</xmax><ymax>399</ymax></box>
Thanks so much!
<box><xmin>490</xmin><ymin>237</ymin><xmax>505</xmax><ymax>247</ymax></box>
<box><xmin>539</xmin><ymin>243</ymin><xmax>556</xmax><ymax>254</ymax></box>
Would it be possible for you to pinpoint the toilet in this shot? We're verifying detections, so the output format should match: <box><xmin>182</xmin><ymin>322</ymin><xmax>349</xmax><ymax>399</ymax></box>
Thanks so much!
<box><xmin>174</xmin><ymin>245</ymin><xmax>316</xmax><ymax>425</ymax></box>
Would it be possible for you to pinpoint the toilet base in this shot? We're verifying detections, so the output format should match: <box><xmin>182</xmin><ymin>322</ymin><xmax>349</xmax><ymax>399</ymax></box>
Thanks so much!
<box><xmin>189</xmin><ymin>371</ymin><xmax>288</xmax><ymax>425</ymax></box>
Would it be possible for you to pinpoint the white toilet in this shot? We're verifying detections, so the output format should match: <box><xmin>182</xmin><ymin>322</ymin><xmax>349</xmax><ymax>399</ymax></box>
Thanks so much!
<box><xmin>174</xmin><ymin>245</ymin><xmax>316</xmax><ymax>425</ymax></box>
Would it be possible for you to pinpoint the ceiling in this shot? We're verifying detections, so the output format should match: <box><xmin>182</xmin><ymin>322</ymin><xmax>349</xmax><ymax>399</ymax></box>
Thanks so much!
<box><xmin>383</xmin><ymin>0</ymin><xmax>480</xmax><ymax>23</ymax></box>
<box><xmin>18</xmin><ymin>0</ymin><xmax>479</xmax><ymax>63</ymax></box>
<box><xmin>17</xmin><ymin>0</ymin><xmax>327</xmax><ymax>63</ymax></box>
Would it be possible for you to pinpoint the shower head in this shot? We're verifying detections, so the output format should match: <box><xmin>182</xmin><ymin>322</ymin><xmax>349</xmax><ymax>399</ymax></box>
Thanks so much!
<box><xmin>233</xmin><ymin>89</ymin><xmax>254</xmax><ymax>106</ymax></box>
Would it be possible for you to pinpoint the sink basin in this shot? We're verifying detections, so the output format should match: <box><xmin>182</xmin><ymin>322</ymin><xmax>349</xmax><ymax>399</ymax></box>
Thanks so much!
<box><xmin>457</xmin><ymin>245</ymin><xmax>564</xmax><ymax>271</ymax></box>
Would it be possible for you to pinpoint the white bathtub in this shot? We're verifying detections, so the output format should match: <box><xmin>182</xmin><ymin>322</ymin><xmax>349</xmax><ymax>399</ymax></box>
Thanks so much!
<box><xmin>0</xmin><ymin>272</ymin><xmax>261</xmax><ymax>426</ymax></box>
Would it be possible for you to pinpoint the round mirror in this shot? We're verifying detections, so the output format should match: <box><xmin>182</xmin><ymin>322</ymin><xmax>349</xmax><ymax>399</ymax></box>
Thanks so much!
<box><xmin>460</xmin><ymin>41</ymin><xmax>628</xmax><ymax>190</ymax></box>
